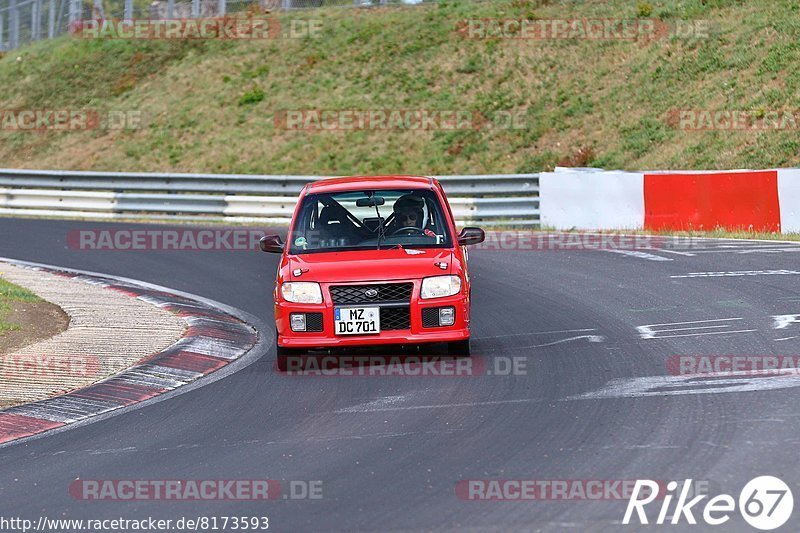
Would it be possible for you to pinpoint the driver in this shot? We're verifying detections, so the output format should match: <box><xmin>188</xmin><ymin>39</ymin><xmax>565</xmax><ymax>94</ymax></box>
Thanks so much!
<box><xmin>392</xmin><ymin>194</ymin><xmax>425</xmax><ymax>230</ymax></box>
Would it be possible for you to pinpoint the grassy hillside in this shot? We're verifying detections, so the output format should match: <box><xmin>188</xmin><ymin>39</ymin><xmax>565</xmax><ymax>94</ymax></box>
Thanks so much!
<box><xmin>0</xmin><ymin>0</ymin><xmax>799</xmax><ymax>175</ymax></box>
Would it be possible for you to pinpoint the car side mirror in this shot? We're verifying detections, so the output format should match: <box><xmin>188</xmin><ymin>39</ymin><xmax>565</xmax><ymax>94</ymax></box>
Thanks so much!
<box><xmin>457</xmin><ymin>227</ymin><xmax>485</xmax><ymax>246</ymax></box>
<box><xmin>260</xmin><ymin>235</ymin><xmax>285</xmax><ymax>253</ymax></box>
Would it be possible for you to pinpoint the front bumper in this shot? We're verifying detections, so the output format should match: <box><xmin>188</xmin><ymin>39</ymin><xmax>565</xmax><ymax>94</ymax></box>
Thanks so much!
<box><xmin>275</xmin><ymin>280</ymin><xmax>469</xmax><ymax>349</ymax></box>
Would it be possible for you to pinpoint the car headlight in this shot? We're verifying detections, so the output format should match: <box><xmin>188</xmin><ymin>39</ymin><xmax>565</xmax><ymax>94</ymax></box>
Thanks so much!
<box><xmin>281</xmin><ymin>282</ymin><xmax>323</xmax><ymax>304</ymax></box>
<box><xmin>420</xmin><ymin>275</ymin><xmax>462</xmax><ymax>299</ymax></box>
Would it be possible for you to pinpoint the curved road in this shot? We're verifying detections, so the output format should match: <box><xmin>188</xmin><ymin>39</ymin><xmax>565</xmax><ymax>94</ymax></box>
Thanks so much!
<box><xmin>1</xmin><ymin>218</ymin><xmax>799</xmax><ymax>532</ymax></box>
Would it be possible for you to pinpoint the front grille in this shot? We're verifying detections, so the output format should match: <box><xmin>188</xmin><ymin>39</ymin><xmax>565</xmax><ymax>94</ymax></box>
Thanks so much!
<box><xmin>380</xmin><ymin>307</ymin><xmax>411</xmax><ymax>330</ymax></box>
<box><xmin>330</xmin><ymin>283</ymin><xmax>413</xmax><ymax>305</ymax></box>
<box><xmin>421</xmin><ymin>307</ymin><xmax>440</xmax><ymax>328</ymax></box>
<box><xmin>305</xmin><ymin>312</ymin><xmax>324</xmax><ymax>332</ymax></box>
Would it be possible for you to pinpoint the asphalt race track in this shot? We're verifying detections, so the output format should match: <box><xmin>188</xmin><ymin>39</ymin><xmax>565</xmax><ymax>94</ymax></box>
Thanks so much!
<box><xmin>1</xmin><ymin>217</ymin><xmax>800</xmax><ymax>532</ymax></box>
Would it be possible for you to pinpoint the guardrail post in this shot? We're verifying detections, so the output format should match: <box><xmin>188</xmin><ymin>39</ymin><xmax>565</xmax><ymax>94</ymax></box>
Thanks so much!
<box><xmin>47</xmin><ymin>0</ymin><xmax>55</xmax><ymax>38</ymax></box>
<box><xmin>10</xmin><ymin>0</ymin><xmax>19</xmax><ymax>50</ymax></box>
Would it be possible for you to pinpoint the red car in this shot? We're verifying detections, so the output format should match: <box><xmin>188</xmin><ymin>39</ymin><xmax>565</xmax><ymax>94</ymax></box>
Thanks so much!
<box><xmin>260</xmin><ymin>175</ymin><xmax>485</xmax><ymax>367</ymax></box>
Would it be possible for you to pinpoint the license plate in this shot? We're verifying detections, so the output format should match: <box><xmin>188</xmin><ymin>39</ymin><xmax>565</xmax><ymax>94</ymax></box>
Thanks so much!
<box><xmin>335</xmin><ymin>307</ymin><xmax>380</xmax><ymax>335</ymax></box>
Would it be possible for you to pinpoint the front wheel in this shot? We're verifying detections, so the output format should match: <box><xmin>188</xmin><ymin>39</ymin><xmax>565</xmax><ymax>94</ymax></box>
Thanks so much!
<box><xmin>447</xmin><ymin>338</ymin><xmax>471</xmax><ymax>357</ymax></box>
<box><xmin>276</xmin><ymin>345</ymin><xmax>306</xmax><ymax>372</ymax></box>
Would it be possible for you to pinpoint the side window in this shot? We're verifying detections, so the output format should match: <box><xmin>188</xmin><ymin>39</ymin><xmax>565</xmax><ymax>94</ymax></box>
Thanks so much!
<box><xmin>309</xmin><ymin>200</ymin><xmax>319</xmax><ymax>231</ymax></box>
<box><xmin>425</xmin><ymin>197</ymin><xmax>437</xmax><ymax>228</ymax></box>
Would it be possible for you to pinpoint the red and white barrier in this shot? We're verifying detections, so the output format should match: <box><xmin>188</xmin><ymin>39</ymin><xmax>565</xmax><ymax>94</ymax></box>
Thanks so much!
<box><xmin>539</xmin><ymin>169</ymin><xmax>644</xmax><ymax>230</ymax></box>
<box><xmin>778</xmin><ymin>169</ymin><xmax>800</xmax><ymax>233</ymax></box>
<box><xmin>541</xmin><ymin>167</ymin><xmax>800</xmax><ymax>233</ymax></box>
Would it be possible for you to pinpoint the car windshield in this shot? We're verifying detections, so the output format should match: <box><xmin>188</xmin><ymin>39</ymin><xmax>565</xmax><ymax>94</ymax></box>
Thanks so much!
<box><xmin>288</xmin><ymin>188</ymin><xmax>452</xmax><ymax>254</ymax></box>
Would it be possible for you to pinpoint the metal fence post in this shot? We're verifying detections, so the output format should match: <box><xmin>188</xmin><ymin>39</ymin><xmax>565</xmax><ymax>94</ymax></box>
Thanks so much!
<box><xmin>124</xmin><ymin>0</ymin><xmax>132</xmax><ymax>20</ymax></box>
<box><xmin>191</xmin><ymin>0</ymin><xmax>199</xmax><ymax>18</ymax></box>
<box><xmin>167</xmin><ymin>0</ymin><xmax>174</xmax><ymax>18</ymax></box>
<box><xmin>0</xmin><ymin>12</ymin><xmax>5</xmax><ymax>51</ymax></box>
<box><xmin>217</xmin><ymin>0</ymin><xmax>225</xmax><ymax>16</ymax></box>
<box><xmin>32</xmin><ymin>0</ymin><xmax>42</xmax><ymax>40</ymax></box>
<box><xmin>10</xmin><ymin>0</ymin><xmax>19</xmax><ymax>50</ymax></box>
<box><xmin>68</xmin><ymin>0</ymin><xmax>79</xmax><ymax>24</ymax></box>
<box><xmin>47</xmin><ymin>0</ymin><xmax>55</xmax><ymax>38</ymax></box>
<box><xmin>282</xmin><ymin>0</ymin><xmax>291</xmax><ymax>10</ymax></box>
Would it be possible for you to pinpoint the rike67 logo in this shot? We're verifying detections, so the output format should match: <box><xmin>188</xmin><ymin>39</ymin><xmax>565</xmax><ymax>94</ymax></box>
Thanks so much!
<box><xmin>623</xmin><ymin>477</ymin><xmax>793</xmax><ymax>530</ymax></box>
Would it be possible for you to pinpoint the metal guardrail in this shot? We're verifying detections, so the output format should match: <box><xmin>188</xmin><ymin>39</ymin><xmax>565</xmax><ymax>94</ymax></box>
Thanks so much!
<box><xmin>0</xmin><ymin>169</ymin><xmax>540</xmax><ymax>226</ymax></box>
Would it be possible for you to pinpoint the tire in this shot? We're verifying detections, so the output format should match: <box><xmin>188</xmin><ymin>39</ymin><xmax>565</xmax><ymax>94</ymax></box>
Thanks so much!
<box><xmin>276</xmin><ymin>345</ymin><xmax>305</xmax><ymax>372</ymax></box>
<box><xmin>447</xmin><ymin>338</ymin><xmax>471</xmax><ymax>357</ymax></box>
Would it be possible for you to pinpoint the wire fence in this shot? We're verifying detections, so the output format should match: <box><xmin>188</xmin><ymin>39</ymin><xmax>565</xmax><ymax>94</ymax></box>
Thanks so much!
<box><xmin>0</xmin><ymin>0</ymin><xmax>431</xmax><ymax>52</ymax></box>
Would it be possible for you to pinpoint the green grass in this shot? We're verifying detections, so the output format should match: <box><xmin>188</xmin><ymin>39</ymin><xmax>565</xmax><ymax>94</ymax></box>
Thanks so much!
<box><xmin>1</xmin><ymin>0</ymin><xmax>800</xmax><ymax>174</ymax></box>
<box><xmin>649</xmin><ymin>228</ymin><xmax>800</xmax><ymax>241</ymax></box>
<box><xmin>0</xmin><ymin>278</ymin><xmax>40</xmax><ymax>335</ymax></box>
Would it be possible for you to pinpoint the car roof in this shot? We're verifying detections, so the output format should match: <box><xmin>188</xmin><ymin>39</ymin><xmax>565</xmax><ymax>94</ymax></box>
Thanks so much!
<box><xmin>305</xmin><ymin>175</ymin><xmax>435</xmax><ymax>194</ymax></box>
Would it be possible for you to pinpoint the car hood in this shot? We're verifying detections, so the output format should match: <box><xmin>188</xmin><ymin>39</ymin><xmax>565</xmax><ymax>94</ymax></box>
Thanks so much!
<box><xmin>287</xmin><ymin>248</ymin><xmax>454</xmax><ymax>282</ymax></box>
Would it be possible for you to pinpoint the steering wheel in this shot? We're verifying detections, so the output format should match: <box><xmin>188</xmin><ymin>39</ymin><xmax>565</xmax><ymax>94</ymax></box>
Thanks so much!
<box><xmin>390</xmin><ymin>226</ymin><xmax>427</xmax><ymax>236</ymax></box>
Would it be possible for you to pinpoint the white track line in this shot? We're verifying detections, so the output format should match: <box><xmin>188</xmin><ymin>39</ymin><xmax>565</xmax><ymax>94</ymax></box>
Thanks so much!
<box><xmin>336</xmin><ymin>397</ymin><xmax>541</xmax><ymax>413</ymax></box>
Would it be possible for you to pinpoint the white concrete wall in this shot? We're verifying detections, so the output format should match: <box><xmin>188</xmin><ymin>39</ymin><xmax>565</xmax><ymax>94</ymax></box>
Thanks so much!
<box><xmin>540</xmin><ymin>168</ymin><xmax>645</xmax><ymax>230</ymax></box>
